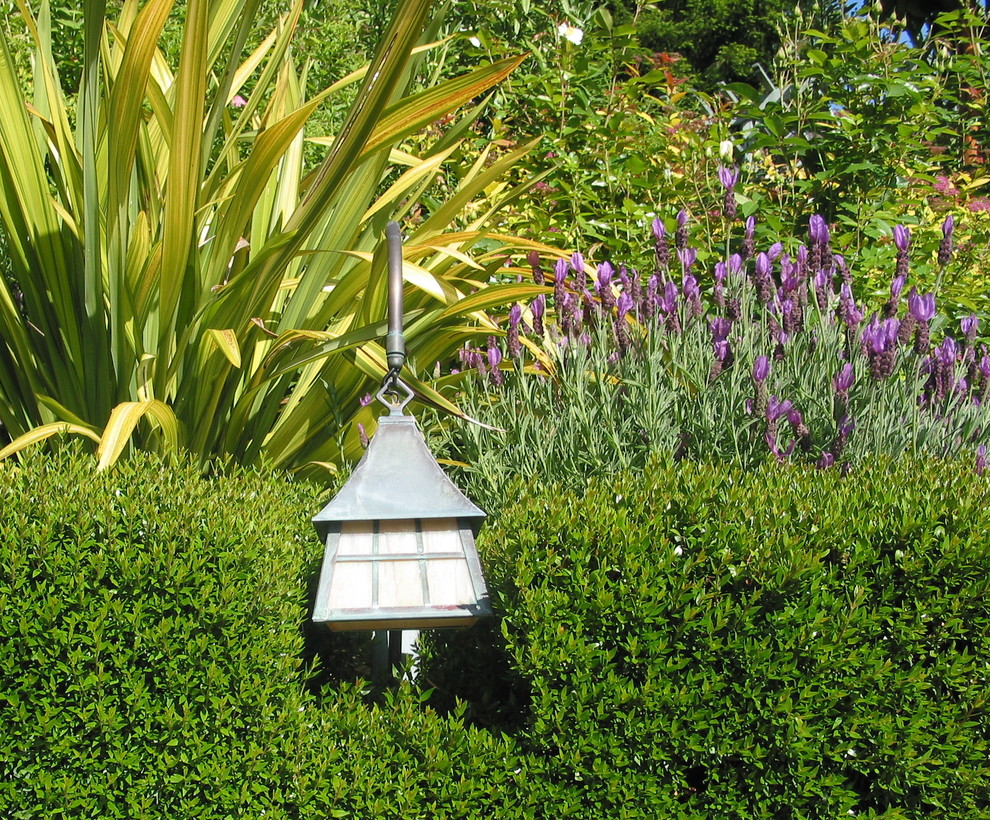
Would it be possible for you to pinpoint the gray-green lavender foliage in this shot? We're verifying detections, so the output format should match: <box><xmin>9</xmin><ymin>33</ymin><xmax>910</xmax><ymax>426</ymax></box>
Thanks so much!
<box><xmin>429</xmin><ymin>202</ymin><xmax>990</xmax><ymax>507</ymax></box>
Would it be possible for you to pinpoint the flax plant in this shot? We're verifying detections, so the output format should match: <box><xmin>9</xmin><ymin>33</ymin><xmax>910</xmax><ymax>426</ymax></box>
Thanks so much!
<box><xmin>0</xmin><ymin>0</ymin><xmax>547</xmax><ymax>472</ymax></box>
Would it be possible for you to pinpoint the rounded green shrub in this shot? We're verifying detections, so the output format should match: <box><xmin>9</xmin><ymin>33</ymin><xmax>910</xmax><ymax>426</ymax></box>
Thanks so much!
<box><xmin>0</xmin><ymin>448</ymin><xmax>554</xmax><ymax>819</ymax></box>
<box><xmin>423</xmin><ymin>457</ymin><xmax>990</xmax><ymax>817</ymax></box>
<box><xmin>0</xmin><ymin>447</ymin><xmax>327</xmax><ymax>817</ymax></box>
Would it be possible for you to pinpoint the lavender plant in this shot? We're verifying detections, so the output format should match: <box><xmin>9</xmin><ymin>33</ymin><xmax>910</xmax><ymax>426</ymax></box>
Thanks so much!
<box><xmin>430</xmin><ymin>201</ymin><xmax>990</xmax><ymax>503</ymax></box>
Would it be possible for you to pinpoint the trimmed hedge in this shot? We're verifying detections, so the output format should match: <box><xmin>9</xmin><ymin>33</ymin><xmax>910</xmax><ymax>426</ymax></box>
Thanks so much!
<box><xmin>422</xmin><ymin>458</ymin><xmax>990</xmax><ymax>818</ymax></box>
<box><xmin>0</xmin><ymin>448</ymin><xmax>324</xmax><ymax>817</ymax></box>
<box><xmin>0</xmin><ymin>449</ymin><xmax>541</xmax><ymax>819</ymax></box>
<box><xmin>4</xmin><ymin>449</ymin><xmax>990</xmax><ymax>818</ymax></box>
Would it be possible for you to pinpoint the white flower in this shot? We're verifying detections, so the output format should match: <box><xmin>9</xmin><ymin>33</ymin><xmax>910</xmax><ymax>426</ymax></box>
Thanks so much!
<box><xmin>719</xmin><ymin>139</ymin><xmax>734</xmax><ymax>160</ymax></box>
<box><xmin>468</xmin><ymin>35</ymin><xmax>481</xmax><ymax>47</ymax></box>
<box><xmin>673</xmin><ymin>546</ymin><xmax>683</xmax><ymax>557</ymax></box>
<box><xmin>557</xmin><ymin>22</ymin><xmax>584</xmax><ymax>45</ymax></box>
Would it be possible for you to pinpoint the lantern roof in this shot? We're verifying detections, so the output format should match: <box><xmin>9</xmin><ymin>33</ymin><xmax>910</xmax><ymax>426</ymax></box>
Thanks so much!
<box><xmin>312</xmin><ymin>412</ymin><xmax>485</xmax><ymax>542</ymax></box>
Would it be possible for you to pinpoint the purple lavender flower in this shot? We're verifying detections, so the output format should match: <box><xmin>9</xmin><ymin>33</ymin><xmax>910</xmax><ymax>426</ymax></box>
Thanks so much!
<box><xmin>834</xmin><ymin>254</ymin><xmax>852</xmax><ymax>286</ymax></box>
<box><xmin>892</xmin><ymin>224</ymin><xmax>910</xmax><ymax>252</ymax></box>
<box><xmin>937</xmin><ymin>337</ymin><xmax>959</xmax><ymax>367</ymax></box>
<box><xmin>890</xmin><ymin>274</ymin><xmax>906</xmax><ymax>301</ymax></box>
<box><xmin>652</xmin><ymin>218</ymin><xmax>670</xmax><ymax>271</ymax></box>
<box><xmin>779</xmin><ymin>256</ymin><xmax>797</xmax><ymax>293</ymax></box>
<box><xmin>939</xmin><ymin>215</ymin><xmax>955</xmax><ymax>267</ymax></box>
<box><xmin>596</xmin><ymin>262</ymin><xmax>616</xmax><ymax>311</ymax></box>
<box><xmin>553</xmin><ymin>257</ymin><xmax>569</xmax><ymax>318</ymax></box>
<box><xmin>487</xmin><ymin>344</ymin><xmax>504</xmax><ymax>387</ymax></box>
<box><xmin>530</xmin><ymin>294</ymin><xmax>546</xmax><ymax>336</ymax></box>
<box><xmin>675</xmin><ymin>209</ymin><xmax>689</xmax><ymax>250</ymax></box>
<box><xmin>458</xmin><ymin>347</ymin><xmax>482</xmax><ymax>371</ymax></box>
<box><xmin>710</xmin><ymin>316</ymin><xmax>732</xmax><ymax>343</ymax></box>
<box><xmin>677</xmin><ymin>247</ymin><xmax>697</xmax><ymax>271</ymax></box>
<box><xmin>834</xmin><ymin>362</ymin><xmax>855</xmax><ymax>394</ymax></box>
<box><xmin>718</xmin><ymin>165</ymin><xmax>739</xmax><ymax>190</ymax></box>
<box><xmin>813</xmin><ymin>268</ymin><xmax>831</xmax><ymax>312</ymax></box>
<box><xmin>560</xmin><ymin>293</ymin><xmax>582</xmax><ymax>335</ymax></box>
<box><xmin>765</xmin><ymin>430</ymin><xmax>796</xmax><ymax>461</ymax></box>
<box><xmin>613</xmin><ymin>297</ymin><xmax>632</xmax><ymax>356</ymax></box>
<box><xmin>682</xmin><ymin>272</ymin><xmax>700</xmax><ymax>302</ymax></box>
<box><xmin>962</xmin><ymin>314</ymin><xmax>979</xmax><ymax>344</ymax></box>
<box><xmin>767</xmin><ymin>396</ymin><xmax>794</xmax><ymax>421</ymax></box>
<box><xmin>660</xmin><ymin>280</ymin><xmax>679</xmax><ymax>315</ymax></box>
<box><xmin>809</xmin><ymin>215</ymin><xmax>830</xmax><ymax>245</ymax></box>
<box><xmin>571</xmin><ymin>251</ymin><xmax>587</xmax><ymax>291</ymax></box>
<box><xmin>358</xmin><ymin>422</ymin><xmax>369</xmax><ymax>448</ymax></box>
<box><xmin>616</xmin><ymin>292</ymin><xmax>634</xmax><ymax>317</ymax></box>
<box><xmin>753</xmin><ymin>355</ymin><xmax>770</xmax><ymax>384</ymax></box>
<box><xmin>908</xmin><ymin>291</ymin><xmax>935</xmax><ymax>322</ymax></box>
<box><xmin>816</xmin><ymin>452</ymin><xmax>835</xmax><ymax>469</ymax></box>
<box><xmin>683</xmin><ymin>271</ymin><xmax>702</xmax><ymax>320</ymax></box>
<box><xmin>718</xmin><ymin>166</ymin><xmax>739</xmax><ymax>221</ymax></box>
<box><xmin>359</xmin><ymin>393</ymin><xmax>373</xmax><ymax>407</ymax></box>
<box><xmin>660</xmin><ymin>280</ymin><xmax>681</xmax><ymax>334</ymax></box>
<box><xmin>742</xmin><ymin>217</ymin><xmax>756</xmax><ymax>260</ymax></box>
<box><xmin>892</xmin><ymin>225</ymin><xmax>911</xmax><ymax>280</ymax></box>
<box><xmin>754</xmin><ymin>252</ymin><xmax>774</xmax><ymax>304</ymax></box>
<box><xmin>527</xmin><ymin>250</ymin><xmax>544</xmax><ymax>285</ymax></box>
<box><xmin>507</xmin><ymin>304</ymin><xmax>523</xmax><ymax>358</ymax></box>
<box><xmin>781</xmin><ymin>297</ymin><xmax>801</xmax><ymax>337</ymax></box>
<box><xmin>838</xmin><ymin>282</ymin><xmax>863</xmax><ymax>329</ymax></box>
<box><xmin>645</xmin><ymin>274</ymin><xmax>660</xmax><ymax>320</ymax></box>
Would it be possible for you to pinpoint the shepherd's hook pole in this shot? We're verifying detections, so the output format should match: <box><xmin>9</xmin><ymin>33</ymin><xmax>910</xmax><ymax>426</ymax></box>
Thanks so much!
<box><xmin>385</xmin><ymin>221</ymin><xmax>405</xmax><ymax>373</ymax></box>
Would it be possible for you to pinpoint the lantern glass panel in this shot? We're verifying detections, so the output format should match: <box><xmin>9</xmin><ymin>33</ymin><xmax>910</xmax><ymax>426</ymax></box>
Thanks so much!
<box><xmin>336</xmin><ymin>521</ymin><xmax>373</xmax><ymax>555</ymax></box>
<box><xmin>327</xmin><ymin>560</ymin><xmax>372</xmax><ymax>609</ymax></box>
<box><xmin>377</xmin><ymin>519</ymin><xmax>420</xmax><ymax>554</ymax></box>
<box><xmin>426</xmin><ymin>558</ymin><xmax>475</xmax><ymax>605</ymax></box>
<box><xmin>379</xmin><ymin>560</ymin><xmax>425</xmax><ymax>608</ymax></box>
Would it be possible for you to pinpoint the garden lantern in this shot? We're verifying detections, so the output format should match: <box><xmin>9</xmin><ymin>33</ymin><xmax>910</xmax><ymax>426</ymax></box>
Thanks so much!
<box><xmin>311</xmin><ymin>222</ymin><xmax>491</xmax><ymax>634</ymax></box>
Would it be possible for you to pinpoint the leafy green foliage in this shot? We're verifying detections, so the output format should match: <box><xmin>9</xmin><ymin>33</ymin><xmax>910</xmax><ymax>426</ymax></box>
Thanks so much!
<box><xmin>727</xmin><ymin>9</ymin><xmax>990</xmax><ymax>297</ymax></box>
<box><xmin>637</xmin><ymin>0</ymin><xmax>835</xmax><ymax>87</ymax></box>
<box><xmin>0</xmin><ymin>446</ymin><xmax>556</xmax><ymax>818</ymax></box>
<box><xmin>0</xmin><ymin>446</ymin><xmax>320</xmax><ymax>816</ymax></box>
<box><xmin>421</xmin><ymin>458</ymin><xmax>990</xmax><ymax>816</ymax></box>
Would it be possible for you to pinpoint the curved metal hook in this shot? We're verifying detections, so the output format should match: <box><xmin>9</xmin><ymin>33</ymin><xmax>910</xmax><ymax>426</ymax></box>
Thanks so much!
<box><xmin>377</xmin><ymin>368</ymin><xmax>414</xmax><ymax>415</ymax></box>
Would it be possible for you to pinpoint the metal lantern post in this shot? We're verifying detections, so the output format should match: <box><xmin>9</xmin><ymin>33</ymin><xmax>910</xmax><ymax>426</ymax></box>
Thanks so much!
<box><xmin>311</xmin><ymin>222</ymin><xmax>492</xmax><ymax>683</ymax></box>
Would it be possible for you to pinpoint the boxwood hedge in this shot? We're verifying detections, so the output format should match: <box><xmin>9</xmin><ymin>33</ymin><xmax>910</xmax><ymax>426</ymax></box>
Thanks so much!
<box><xmin>3</xmin><ymin>448</ymin><xmax>990</xmax><ymax>818</ymax></box>
<box><xmin>421</xmin><ymin>457</ymin><xmax>990</xmax><ymax>818</ymax></box>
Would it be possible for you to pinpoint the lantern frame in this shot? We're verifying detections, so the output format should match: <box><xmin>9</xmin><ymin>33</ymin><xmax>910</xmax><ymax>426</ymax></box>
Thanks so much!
<box><xmin>312</xmin><ymin>410</ymin><xmax>492</xmax><ymax>631</ymax></box>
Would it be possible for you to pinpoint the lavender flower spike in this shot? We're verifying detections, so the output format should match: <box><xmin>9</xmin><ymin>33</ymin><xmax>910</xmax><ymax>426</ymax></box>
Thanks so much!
<box><xmin>893</xmin><ymin>224</ymin><xmax>910</xmax><ymax>252</ymax></box>
<box><xmin>717</xmin><ymin>165</ymin><xmax>739</xmax><ymax>191</ymax></box>
<box><xmin>616</xmin><ymin>292</ymin><xmax>634</xmax><ymax>317</ymax></box>
<box><xmin>939</xmin><ymin>215</ymin><xmax>955</xmax><ymax>267</ymax></box>
<box><xmin>809</xmin><ymin>214</ymin><xmax>829</xmax><ymax>245</ymax></box>
<box><xmin>753</xmin><ymin>355</ymin><xmax>770</xmax><ymax>384</ymax></box>
<box><xmin>908</xmin><ymin>291</ymin><xmax>936</xmax><ymax>322</ymax></box>
<box><xmin>834</xmin><ymin>362</ymin><xmax>854</xmax><ymax>394</ymax></box>
<box><xmin>890</xmin><ymin>274</ymin><xmax>906</xmax><ymax>301</ymax></box>
<box><xmin>652</xmin><ymin>217</ymin><xmax>666</xmax><ymax>242</ymax></box>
